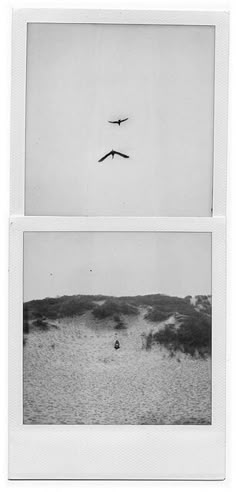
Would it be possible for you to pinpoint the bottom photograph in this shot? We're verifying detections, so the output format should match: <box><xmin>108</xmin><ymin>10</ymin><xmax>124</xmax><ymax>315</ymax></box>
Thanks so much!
<box><xmin>23</xmin><ymin>232</ymin><xmax>212</xmax><ymax>425</ymax></box>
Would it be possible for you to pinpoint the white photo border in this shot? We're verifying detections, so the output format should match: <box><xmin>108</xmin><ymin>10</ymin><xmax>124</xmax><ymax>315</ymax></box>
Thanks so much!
<box><xmin>9</xmin><ymin>8</ymin><xmax>228</xmax><ymax>481</ymax></box>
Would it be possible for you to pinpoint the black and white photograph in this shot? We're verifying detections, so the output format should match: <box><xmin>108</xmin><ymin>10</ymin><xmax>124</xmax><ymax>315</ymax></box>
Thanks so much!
<box><xmin>25</xmin><ymin>23</ymin><xmax>214</xmax><ymax>217</ymax></box>
<box><xmin>23</xmin><ymin>232</ymin><xmax>212</xmax><ymax>426</ymax></box>
<box><xmin>7</xmin><ymin>7</ymin><xmax>229</xmax><ymax>480</ymax></box>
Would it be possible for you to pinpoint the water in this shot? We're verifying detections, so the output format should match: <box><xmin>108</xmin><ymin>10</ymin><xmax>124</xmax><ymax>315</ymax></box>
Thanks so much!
<box><xmin>23</xmin><ymin>312</ymin><xmax>211</xmax><ymax>425</ymax></box>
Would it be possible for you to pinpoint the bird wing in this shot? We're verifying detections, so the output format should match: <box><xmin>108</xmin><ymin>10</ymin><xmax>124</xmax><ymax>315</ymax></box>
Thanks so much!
<box><xmin>108</xmin><ymin>120</ymin><xmax>118</xmax><ymax>124</ymax></box>
<box><xmin>120</xmin><ymin>118</ymin><xmax>128</xmax><ymax>123</ymax></box>
<box><xmin>114</xmin><ymin>151</ymin><xmax>129</xmax><ymax>159</ymax></box>
<box><xmin>98</xmin><ymin>151</ymin><xmax>112</xmax><ymax>162</ymax></box>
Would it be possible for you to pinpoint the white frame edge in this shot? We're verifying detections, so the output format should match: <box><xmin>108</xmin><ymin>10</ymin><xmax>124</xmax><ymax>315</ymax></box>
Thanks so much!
<box><xmin>9</xmin><ymin>8</ymin><xmax>228</xmax><ymax>481</ymax></box>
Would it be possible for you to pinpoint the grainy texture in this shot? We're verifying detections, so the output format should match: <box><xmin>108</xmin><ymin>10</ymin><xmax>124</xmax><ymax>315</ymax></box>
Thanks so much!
<box><xmin>23</xmin><ymin>309</ymin><xmax>211</xmax><ymax>425</ymax></box>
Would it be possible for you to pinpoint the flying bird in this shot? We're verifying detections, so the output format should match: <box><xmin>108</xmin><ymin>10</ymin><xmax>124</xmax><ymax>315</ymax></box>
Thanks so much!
<box><xmin>98</xmin><ymin>149</ymin><xmax>130</xmax><ymax>162</ymax></box>
<box><xmin>108</xmin><ymin>118</ymin><xmax>128</xmax><ymax>126</ymax></box>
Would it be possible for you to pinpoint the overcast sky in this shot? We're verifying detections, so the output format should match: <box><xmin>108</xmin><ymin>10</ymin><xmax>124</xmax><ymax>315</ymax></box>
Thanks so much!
<box><xmin>24</xmin><ymin>232</ymin><xmax>211</xmax><ymax>301</ymax></box>
<box><xmin>25</xmin><ymin>23</ymin><xmax>214</xmax><ymax>217</ymax></box>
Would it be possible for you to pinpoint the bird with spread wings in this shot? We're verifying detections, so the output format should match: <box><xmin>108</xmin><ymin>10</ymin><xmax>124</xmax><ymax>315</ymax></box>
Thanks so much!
<box><xmin>98</xmin><ymin>149</ymin><xmax>129</xmax><ymax>162</ymax></box>
<box><xmin>108</xmin><ymin>118</ymin><xmax>128</xmax><ymax>126</ymax></box>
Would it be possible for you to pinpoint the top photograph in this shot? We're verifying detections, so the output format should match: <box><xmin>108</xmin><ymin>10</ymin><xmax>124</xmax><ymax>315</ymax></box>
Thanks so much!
<box><xmin>25</xmin><ymin>23</ymin><xmax>215</xmax><ymax>216</ymax></box>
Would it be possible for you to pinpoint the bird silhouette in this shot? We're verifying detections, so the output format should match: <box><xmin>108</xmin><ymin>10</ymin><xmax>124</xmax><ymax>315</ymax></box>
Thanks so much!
<box><xmin>108</xmin><ymin>118</ymin><xmax>128</xmax><ymax>126</ymax></box>
<box><xmin>98</xmin><ymin>150</ymin><xmax>129</xmax><ymax>162</ymax></box>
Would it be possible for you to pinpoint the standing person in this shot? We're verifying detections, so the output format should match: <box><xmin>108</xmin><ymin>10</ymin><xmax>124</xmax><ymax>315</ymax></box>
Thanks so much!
<box><xmin>114</xmin><ymin>339</ymin><xmax>120</xmax><ymax>350</ymax></box>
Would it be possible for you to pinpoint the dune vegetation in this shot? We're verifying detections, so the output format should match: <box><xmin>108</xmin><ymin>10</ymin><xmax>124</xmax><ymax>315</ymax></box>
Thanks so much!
<box><xmin>143</xmin><ymin>312</ymin><xmax>211</xmax><ymax>357</ymax></box>
<box><xmin>23</xmin><ymin>293</ymin><xmax>211</xmax><ymax>358</ymax></box>
<box><xmin>92</xmin><ymin>300</ymin><xmax>138</xmax><ymax>319</ymax></box>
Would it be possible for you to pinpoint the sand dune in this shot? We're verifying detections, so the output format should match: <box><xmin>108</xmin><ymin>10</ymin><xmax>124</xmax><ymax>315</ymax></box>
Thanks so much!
<box><xmin>23</xmin><ymin>310</ymin><xmax>211</xmax><ymax>425</ymax></box>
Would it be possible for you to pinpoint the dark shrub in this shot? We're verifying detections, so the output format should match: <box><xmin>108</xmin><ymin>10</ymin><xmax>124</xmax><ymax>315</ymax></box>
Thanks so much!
<box><xmin>183</xmin><ymin>315</ymin><xmax>211</xmax><ymax>356</ymax></box>
<box><xmin>58</xmin><ymin>297</ymin><xmax>94</xmax><ymax>317</ymax></box>
<box><xmin>145</xmin><ymin>309</ymin><xmax>171</xmax><ymax>323</ymax></box>
<box><xmin>23</xmin><ymin>295</ymin><xmax>94</xmax><ymax>320</ymax></box>
<box><xmin>145</xmin><ymin>332</ymin><xmax>153</xmax><ymax>350</ymax></box>
<box><xmin>114</xmin><ymin>320</ymin><xmax>127</xmax><ymax>330</ymax></box>
<box><xmin>144</xmin><ymin>313</ymin><xmax>211</xmax><ymax>357</ymax></box>
<box><xmin>32</xmin><ymin>318</ymin><xmax>50</xmax><ymax>330</ymax></box>
<box><xmin>92</xmin><ymin>300</ymin><xmax>138</xmax><ymax>319</ymax></box>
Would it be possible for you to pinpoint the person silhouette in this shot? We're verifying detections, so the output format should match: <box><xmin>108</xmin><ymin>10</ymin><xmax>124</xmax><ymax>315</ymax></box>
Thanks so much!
<box><xmin>114</xmin><ymin>339</ymin><xmax>120</xmax><ymax>350</ymax></box>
